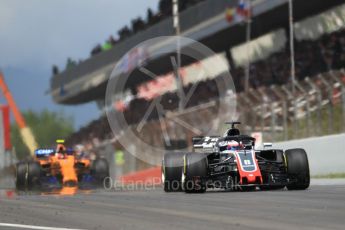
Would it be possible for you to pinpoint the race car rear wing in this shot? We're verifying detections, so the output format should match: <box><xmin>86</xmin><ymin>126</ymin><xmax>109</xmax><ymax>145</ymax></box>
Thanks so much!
<box><xmin>35</xmin><ymin>148</ymin><xmax>75</xmax><ymax>158</ymax></box>
<box><xmin>35</xmin><ymin>149</ymin><xmax>55</xmax><ymax>158</ymax></box>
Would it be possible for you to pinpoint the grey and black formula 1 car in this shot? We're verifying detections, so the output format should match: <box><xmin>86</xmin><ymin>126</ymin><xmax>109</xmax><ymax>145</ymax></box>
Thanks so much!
<box><xmin>162</xmin><ymin>122</ymin><xmax>310</xmax><ymax>193</ymax></box>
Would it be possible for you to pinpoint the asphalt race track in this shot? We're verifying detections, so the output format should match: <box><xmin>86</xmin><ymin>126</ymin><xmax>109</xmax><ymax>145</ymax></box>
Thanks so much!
<box><xmin>0</xmin><ymin>181</ymin><xmax>344</xmax><ymax>230</ymax></box>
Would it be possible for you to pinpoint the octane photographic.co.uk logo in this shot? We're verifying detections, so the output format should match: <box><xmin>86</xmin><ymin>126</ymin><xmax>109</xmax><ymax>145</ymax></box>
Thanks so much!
<box><xmin>105</xmin><ymin>36</ymin><xmax>237</xmax><ymax>165</ymax></box>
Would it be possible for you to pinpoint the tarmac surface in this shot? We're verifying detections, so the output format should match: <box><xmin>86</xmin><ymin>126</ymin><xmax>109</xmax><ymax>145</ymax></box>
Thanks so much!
<box><xmin>0</xmin><ymin>180</ymin><xmax>344</xmax><ymax>230</ymax></box>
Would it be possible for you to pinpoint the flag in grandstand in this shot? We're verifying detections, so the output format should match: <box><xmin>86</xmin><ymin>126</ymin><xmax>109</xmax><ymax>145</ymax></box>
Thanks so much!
<box><xmin>225</xmin><ymin>7</ymin><xmax>236</xmax><ymax>22</ymax></box>
<box><xmin>237</xmin><ymin>0</ymin><xmax>251</xmax><ymax>18</ymax></box>
<box><xmin>225</xmin><ymin>0</ymin><xmax>251</xmax><ymax>23</ymax></box>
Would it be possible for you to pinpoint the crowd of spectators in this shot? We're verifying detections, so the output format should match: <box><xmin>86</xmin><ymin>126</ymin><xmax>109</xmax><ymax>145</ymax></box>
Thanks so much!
<box><xmin>66</xmin><ymin>78</ymin><xmax>219</xmax><ymax>146</ymax></box>
<box><xmin>232</xmin><ymin>29</ymin><xmax>345</xmax><ymax>91</ymax></box>
<box><xmin>66</xmin><ymin>116</ymin><xmax>111</xmax><ymax>148</ymax></box>
<box><xmin>66</xmin><ymin>28</ymin><xmax>345</xmax><ymax>147</ymax></box>
<box><xmin>52</xmin><ymin>0</ymin><xmax>206</xmax><ymax>76</ymax></box>
<box><xmin>123</xmin><ymin>78</ymin><xmax>219</xmax><ymax>125</ymax></box>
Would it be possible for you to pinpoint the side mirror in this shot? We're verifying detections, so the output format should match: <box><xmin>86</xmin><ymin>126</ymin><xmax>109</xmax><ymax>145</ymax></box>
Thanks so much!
<box><xmin>263</xmin><ymin>143</ymin><xmax>273</xmax><ymax>148</ymax></box>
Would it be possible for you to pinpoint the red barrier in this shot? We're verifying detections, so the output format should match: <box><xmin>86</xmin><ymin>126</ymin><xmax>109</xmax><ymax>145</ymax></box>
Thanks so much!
<box><xmin>0</xmin><ymin>105</ymin><xmax>11</xmax><ymax>150</ymax></box>
<box><xmin>119</xmin><ymin>167</ymin><xmax>161</xmax><ymax>185</ymax></box>
<box><xmin>0</xmin><ymin>190</ymin><xmax>15</xmax><ymax>199</ymax></box>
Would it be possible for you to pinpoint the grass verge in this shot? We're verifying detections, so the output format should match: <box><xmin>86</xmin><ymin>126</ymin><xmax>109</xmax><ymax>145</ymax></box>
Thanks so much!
<box><xmin>312</xmin><ymin>173</ymin><xmax>345</xmax><ymax>179</ymax></box>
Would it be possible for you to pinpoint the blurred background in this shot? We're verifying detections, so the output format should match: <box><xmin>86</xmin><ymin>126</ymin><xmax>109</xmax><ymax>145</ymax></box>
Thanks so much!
<box><xmin>1</xmin><ymin>0</ymin><xmax>345</xmax><ymax>185</ymax></box>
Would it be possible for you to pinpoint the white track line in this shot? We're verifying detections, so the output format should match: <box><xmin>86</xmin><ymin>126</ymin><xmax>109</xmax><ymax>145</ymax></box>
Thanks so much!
<box><xmin>0</xmin><ymin>223</ymin><xmax>86</xmax><ymax>230</ymax></box>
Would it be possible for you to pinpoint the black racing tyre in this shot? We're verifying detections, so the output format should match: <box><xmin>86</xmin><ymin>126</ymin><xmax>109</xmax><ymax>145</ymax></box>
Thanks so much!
<box><xmin>91</xmin><ymin>158</ymin><xmax>110</xmax><ymax>186</ymax></box>
<box><xmin>183</xmin><ymin>153</ymin><xmax>208</xmax><ymax>193</ymax></box>
<box><xmin>285</xmin><ymin>148</ymin><xmax>310</xmax><ymax>190</ymax></box>
<box><xmin>162</xmin><ymin>152</ymin><xmax>185</xmax><ymax>192</ymax></box>
<box><xmin>27</xmin><ymin>161</ymin><xmax>41</xmax><ymax>190</ymax></box>
<box><xmin>15</xmin><ymin>162</ymin><xmax>28</xmax><ymax>191</ymax></box>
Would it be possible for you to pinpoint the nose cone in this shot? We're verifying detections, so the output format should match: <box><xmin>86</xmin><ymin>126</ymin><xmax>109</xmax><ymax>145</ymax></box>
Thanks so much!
<box><xmin>60</xmin><ymin>156</ymin><xmax>78</xmax><ymax>185</ymax></box>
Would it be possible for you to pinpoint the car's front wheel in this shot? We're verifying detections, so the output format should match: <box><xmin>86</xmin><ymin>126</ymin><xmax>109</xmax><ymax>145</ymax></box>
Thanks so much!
<box><xmin>27</xmin><ymin>161</ymin><xmax>41</xmax><ymax>190</ymax></box>
<box><xmin>285</xmin><ymin>148</ymin><xmax>310</xmax><ymax>190</ymax></box>
<box><xmin>183</xmin><ymin>153</ymin><xmax>208</xmax><ymax>193</ymax></box>
<box><xmin>16</xmin><ymin>161</ymin><xmax>41</xmax><ymax>191</ymax></box>
<box><xmin>15</xmin><ymin>162</ymin><xmax>28</xmax><ymax>191</ymax></box>
<box><xmin>162</xmin><ymin>152</ymin><xmax>185</xmax><ymax>192</ymax></box>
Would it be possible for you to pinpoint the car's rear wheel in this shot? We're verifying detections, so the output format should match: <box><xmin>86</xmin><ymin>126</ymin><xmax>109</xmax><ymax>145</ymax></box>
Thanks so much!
<box><xmin>91</xmin><ymin>158</ymin><xmax>110</xmax><ymax>187</ymax></box>
<box><xmin>183</xmin><ymin>153</ymin><xmax>208</xmax><ymax>193</ymax></box>
<box><xmin>162</xmin><ymin>152</ymin><xmax>185</xmax><ymax>192</ymax></box>
<box><xmin>285</xmin><ymin>148</ymin><xmax>310</xmax><ymax>190</ymax></box>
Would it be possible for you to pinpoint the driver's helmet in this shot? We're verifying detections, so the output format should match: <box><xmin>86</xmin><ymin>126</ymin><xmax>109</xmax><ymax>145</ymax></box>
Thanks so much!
<box><xmin>227</xmin><ymin>140</ymin><xmax>240</xmax><ymax>150</ymax></box>
<box><xmin>227</xmin><ymin>128</ymin><xmax>240</xmax><ymax>136</ymax></box>
<box><xmin>55</xmin><ymin>144</ymin><xmax>66</xmax><ymax>159</ymax></box>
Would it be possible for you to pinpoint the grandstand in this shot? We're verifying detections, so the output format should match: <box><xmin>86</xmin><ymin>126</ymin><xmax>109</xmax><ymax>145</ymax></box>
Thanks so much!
<box><xmin>50</xmin><ymin>0</ymin><xmax>345</xmax><ymax>174</ymax></box>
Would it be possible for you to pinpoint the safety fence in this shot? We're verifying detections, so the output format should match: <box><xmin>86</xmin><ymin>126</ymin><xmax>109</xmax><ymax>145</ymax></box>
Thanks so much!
<box><xmin>238</xmin><ymin>69</ymin><xmax>345</xmax><ymax>142</ymax></box>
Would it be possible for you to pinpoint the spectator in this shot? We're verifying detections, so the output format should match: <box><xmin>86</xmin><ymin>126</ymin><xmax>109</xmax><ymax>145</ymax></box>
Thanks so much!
<box><xmin>109</xmin><ymin>35</ymin><xmax>118</xmax><ymax>46</ymax></box>
<box><xmin>101</xmin><ymin>40</ymin><xmax>112</xmax><ymax>52</ymax></box>
<box><xmin>91</xmin><ymin>44</ymin><xmax>102</xmax><ymax>56</ymax></box>
<box><xmin>159</xmin><ymin>0</ymin><xmax>172</xmax><ymax>17</ymax></box>
<box><xmin>118</xmin><ymin>26</ymin><xmax>131</xmax><ymax>40</ymax></box>
<box><xmin>132</xmin><ymin>17</ymin><xmax>145</xmax><ymax>34</ymax></box>
<box><xmin>52</xmin><ymin>65</ymin><xmax>59</xmax><ymax>76</ymax></box>
<box><xmin>66</xmin><ymin>58</ymin><xmax>77</xmax><ymax>70</ymax></box>
<box><xmin>147</xmin><ymin>8</ymin><xmax>154</xmax><ymax>25</ymax></box>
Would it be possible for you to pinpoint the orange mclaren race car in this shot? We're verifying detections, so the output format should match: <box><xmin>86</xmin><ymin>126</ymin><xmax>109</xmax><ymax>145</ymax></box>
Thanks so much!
<box><xmin>15</xmin><ymin>140</ymin><xmax>109</xmax><ymax>191</ymax></box>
